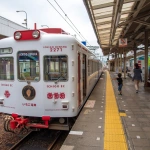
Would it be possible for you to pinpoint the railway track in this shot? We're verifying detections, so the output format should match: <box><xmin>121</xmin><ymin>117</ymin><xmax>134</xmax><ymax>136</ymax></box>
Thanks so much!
<box><xmin>9</xmin><ymin>131</ymin><xmax>33</xmax><ymax>150</ymax></box>
<box><xmin>47</xmin><ymin>131</ymin><xmax>62</xmax><ymax>150</ymax></box>
<box><xmin>8</xmin><ymin>130</ymin><xmax>65</xmax><ymax>150</ymax></box>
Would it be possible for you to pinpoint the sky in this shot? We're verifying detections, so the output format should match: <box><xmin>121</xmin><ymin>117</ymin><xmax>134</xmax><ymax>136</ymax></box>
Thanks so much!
<box><xmin>0</xmin><ymin>0</ymin><xmax>104</xmax><ymax>56</ymax></box>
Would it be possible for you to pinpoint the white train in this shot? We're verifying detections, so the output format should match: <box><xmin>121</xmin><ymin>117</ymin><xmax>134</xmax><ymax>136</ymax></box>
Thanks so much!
<box><xmin>0</xmin><ymin>26</ymin><xmax>103</xmax><ymax>132</ymax></box>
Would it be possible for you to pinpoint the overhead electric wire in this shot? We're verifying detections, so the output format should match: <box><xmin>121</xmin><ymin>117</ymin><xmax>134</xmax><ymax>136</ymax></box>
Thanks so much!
<box><xmin>46</xmin><ymin>0</ymin><xmax>92</xmax><ymax>46</ymax></box>
<box><xmin>46</xmin><ymin>0</ymin><xmax>84</xmax><ymax>40</ymax></box>
<box><xmin>53</xmin><ymin>0</ymin><xmax>90</xmax><ymax>45</ymax></box>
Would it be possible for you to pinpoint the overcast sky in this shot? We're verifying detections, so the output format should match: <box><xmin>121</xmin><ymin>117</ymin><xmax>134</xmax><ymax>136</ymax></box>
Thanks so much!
<box><xmin>0</xmin><ymin>0</ymin><xmax>103</xmax><ymax>56</ymax></box>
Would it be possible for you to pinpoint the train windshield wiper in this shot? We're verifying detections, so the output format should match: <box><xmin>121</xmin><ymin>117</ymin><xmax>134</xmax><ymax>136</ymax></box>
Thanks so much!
<box><xmin>21</xmin><ymin>72</ymin><xmax>30</xmax><ymax>84</ymax></box>
<box><xmin>54</xmin><ymin>77</ymin><xmax>61</xmax><ymax>84</ymax></box>
<box><xmin>21</xmin><ymin>72</ymin><xmax>27</xmax><ymax>82</ymax></box>
<box><xmin>54</xmin><ymin>73</ymin><xmax>67</xmax><ymax>84</ymax></box>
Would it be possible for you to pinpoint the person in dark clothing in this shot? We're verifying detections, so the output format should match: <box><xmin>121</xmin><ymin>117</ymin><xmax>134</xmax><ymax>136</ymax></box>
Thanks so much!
<box><xmin>113</xmin><ymin>73</ymin><xmax>123</xmax><ymax>95</ymax></box>
<box><xmin>117</xmin><ymin>73</ymin><xmax>123</xmax><ymax>95</ymax></box>
<box><xmin>132</xmin><ymin>63</ymin><xmax>142</xmax><ymax>93</ymax></box>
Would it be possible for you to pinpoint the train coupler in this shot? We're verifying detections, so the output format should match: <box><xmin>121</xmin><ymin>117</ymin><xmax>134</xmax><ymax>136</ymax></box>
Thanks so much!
<box><xmin>10</xmin><ymin>118</ymin><xmax>29</xmax><ymax>129</ymax></box>
<box><xmin>27</xmin><ymin>116</ymin><xmax>51</xmax><ymax>129</ymax></box>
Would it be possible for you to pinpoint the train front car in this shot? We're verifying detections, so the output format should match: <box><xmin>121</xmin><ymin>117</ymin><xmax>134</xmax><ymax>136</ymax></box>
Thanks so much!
<box><xmin>0</xmin><ymin>28</ymin><xmax>102</xmax><ymax>132</ymax></box>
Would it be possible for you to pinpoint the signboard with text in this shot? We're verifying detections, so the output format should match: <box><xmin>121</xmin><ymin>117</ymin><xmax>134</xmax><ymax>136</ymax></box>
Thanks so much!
<box><xmin>86</xmin><ymin>46</ymin><xmax>99</xmax><ymax>51</ymax></box>
<box><xmin>138</xmin><ymin>60</ymin><xmax>141</xmax><ymax>68</ymax></box>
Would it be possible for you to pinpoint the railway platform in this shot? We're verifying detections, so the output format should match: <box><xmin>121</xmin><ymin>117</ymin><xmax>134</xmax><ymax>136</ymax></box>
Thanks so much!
<box><xmin>60</xmin><ymin>70</ymin><xmax>150</xmax><ymax>150</ymax></box>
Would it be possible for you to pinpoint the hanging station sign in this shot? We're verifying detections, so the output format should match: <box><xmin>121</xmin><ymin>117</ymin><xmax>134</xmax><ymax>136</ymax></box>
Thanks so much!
<box><xmin>119</xmin><ymin>38</ymin><xmax>127</xmax><ymax>47</ymax></box>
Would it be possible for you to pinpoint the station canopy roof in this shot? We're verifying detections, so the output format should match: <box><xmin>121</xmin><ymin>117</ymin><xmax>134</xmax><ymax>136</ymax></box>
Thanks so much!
<box><xmin>83</xmin><ymin>0</ymin><xmax>150</xmax><ymax>56</ymax></box>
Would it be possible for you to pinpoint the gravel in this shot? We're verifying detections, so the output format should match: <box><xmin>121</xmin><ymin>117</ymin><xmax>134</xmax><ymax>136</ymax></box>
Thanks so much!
<box><xmin>0</xmin><ymin>113</ymin><xmax>30</xmax><ymax>150</ymax></box>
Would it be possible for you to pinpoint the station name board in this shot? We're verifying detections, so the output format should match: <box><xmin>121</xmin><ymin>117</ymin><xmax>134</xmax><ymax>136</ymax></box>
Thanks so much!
<box><xmin>86</xmin><ymin>46</ymin><xmax>99</xmax><ymax>50</ymax></box>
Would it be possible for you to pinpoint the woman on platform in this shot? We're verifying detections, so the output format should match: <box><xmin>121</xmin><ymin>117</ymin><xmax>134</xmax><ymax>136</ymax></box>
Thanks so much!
<box><xmin>132</xmin><ymin>63</ymin><xmax>142</xmax><ymax>93</ymax></box>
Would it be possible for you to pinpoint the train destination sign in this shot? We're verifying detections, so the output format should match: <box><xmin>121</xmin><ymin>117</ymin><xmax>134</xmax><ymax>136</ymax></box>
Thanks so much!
<box><xmin>0</xmin><ymin>47</ymin><xmax>13</xmax><ymax>54</ymax></box>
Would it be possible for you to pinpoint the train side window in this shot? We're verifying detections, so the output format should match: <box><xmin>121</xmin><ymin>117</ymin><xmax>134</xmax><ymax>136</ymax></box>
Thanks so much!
<box><xmin>0</xmin><ymin>57</ymin><xmax>14</xmax><ymax>80</ymax></box>
<box><xmin>17</xmin><ymin>51</ymin><xmax>40</xmax><ymax>81</ymax></box>
<box><xmin>44</xmin><ymin>55</ymin><xmax>68</xmax><ymax>81</ymax></box>
<box><xmin>88</xmin><ymin>60</ymin><xmax>91</xmax><ymax>76</ymax></box>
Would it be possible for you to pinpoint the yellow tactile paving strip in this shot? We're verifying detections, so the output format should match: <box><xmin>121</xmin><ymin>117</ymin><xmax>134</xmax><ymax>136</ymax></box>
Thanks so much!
<box><xmin>104</xmin><ymin>71</ymin><xmax>128</xmax><ymax>150</ymax></box>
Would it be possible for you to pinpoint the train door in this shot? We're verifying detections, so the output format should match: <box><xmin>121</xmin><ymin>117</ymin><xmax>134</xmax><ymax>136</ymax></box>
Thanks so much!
<box><xmin>82</xmin><ymin>54</ymin><xmax>86</xmax><ymax>99</ymax></box>
<box><xmin>78</xmin><ymin>53</ymin><xmax>81</xmax><ymax>107</ymax></box>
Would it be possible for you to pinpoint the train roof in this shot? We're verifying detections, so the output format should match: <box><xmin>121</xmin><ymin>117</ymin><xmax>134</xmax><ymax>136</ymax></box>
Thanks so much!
<box><xmin>0</xmin><ymin>27</ymin><xmax>100</xmax><ymax>61</ymax></box>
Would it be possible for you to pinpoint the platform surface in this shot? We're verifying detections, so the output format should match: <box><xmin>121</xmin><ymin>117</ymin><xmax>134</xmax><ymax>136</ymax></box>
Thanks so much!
<box><xmin>60</xmin><ymin>71</ymin><xmax>150</xmax><ymax>150</ymax></box>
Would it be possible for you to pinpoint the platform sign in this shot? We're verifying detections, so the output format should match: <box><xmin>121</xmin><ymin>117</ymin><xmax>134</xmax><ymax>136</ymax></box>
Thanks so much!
<box><xmin>138</xmin><ymin>60</ymin><xmax>141</xmax><ymax>68</ymax></box>
<box><xmin>148</xmin><ymin>56</ymin><xmax>150</xmax><ymax>67</ymax></box>
<box><xmin>148</xmin><ymin>56</ymin><xmax>150</xmax><ymax>79</ymax></box>
<box><xmin>119</xmin><ymin>38</ymin><xmax>127</xmax><ymax>47</ymax></box>
<box><xmin>86</xmin><ymin>46</ymin><xmax>99</xmax><ymax>51</ymax></box>
<box><xmin>81</xmin><ymin>41</ymin><xmax>86</xmax><ymax>46</ymax></box>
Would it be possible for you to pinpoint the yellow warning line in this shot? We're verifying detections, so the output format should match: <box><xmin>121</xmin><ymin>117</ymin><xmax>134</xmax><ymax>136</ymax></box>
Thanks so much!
<box><xmin>104</xmin><ymin>71</ymin><xmax>128</xmax><ymax>150</ymax></box>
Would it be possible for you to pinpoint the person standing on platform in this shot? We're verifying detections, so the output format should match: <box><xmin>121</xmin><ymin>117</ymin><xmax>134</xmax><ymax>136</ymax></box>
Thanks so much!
<box><xmin>113</xmin><ymin>73</ymin><xmax>123</xmax><ymax>95</ymax></box>
<box><xmin>132</xmin><ymin>63</ymin><xmax>142</xmax><ymax>93</ymax></box>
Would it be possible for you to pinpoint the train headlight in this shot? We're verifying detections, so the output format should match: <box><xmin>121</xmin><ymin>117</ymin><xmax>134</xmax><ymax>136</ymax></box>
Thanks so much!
<box><xmin>14</xmin><ymin>32</ymin><xmax>21</xmax><ymax>40</ymax></box>
<box><xmin>59</xmin><ymin>118</ymin><xmax>65</xmax><ymax>124</ymax></box>
<box><xmin>32</xmin><ymin>30</ymin><xmax>40</xmax><ymax>38</ymax></box>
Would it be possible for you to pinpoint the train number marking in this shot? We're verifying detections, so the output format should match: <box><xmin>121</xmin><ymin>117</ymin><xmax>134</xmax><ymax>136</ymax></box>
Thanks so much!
<box><xmin>50</xmin><ymin>47</ymin><xmax>62</xmax><ymax>52</ymax></box>
<box><xmin>43</xmin><ymin>46</ymin><xmax>67</xmax><ymax>52</ymax></box>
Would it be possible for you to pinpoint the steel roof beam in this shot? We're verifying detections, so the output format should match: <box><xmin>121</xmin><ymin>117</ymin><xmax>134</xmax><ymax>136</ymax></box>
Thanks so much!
<box><xmin>92</xmin><ymin>2</ymin><xmax>114</xmax><ymax>10</ymax></box>
<box><xmin>122</xmin><ymin>0</ymin><xmax>147</xmax><ymax>35</ymax></box>
<box><xmin>97</xmin><ymin>18</ymin><xmax>126</xmax><ymax>26</ymax></box>
<box><xmin>83</xmin><ymin>0</ymin><xmax>101</xmax><ymax>45</ymax></box>
<box><xmin>121</xmin><ymin>13</ymin><xmax>150</xmax><ymax>44</ymax></box>
<box><xmin>99</xmin><ymin>32</ymin><xmax>111</xmax><ymax>35</ymax></box>
<box><xmin>100</xmin><ymin>36</ymin><xmax>110</xmax><ymax>39</ymax></box>
<box><xmin>110</xmin><ymin>0</ymin><xmax>124</xmax><ymax>46</ymax></box>
<box><xmin>126</xmin><ymin>28</ymin><xmax>145</xmax><ymax>39</ymax></box>
<box><xmin>135</xmin><ymin>28</ymin><xmax>150</xmax><ymax>41</ymax></box>
<box><xmin>95</xmin><ymin>14</ymin><xmax>112</xmax><ymax>20</ymax></box>
<box><xmin>124</xmin><ymin>0</ymin><xmax>140</xmax><ymax>3</ymax></box>
<box><xmin>100</xmin><ymin>34</ymin><xmax>110</xmax><ymax>36</ymax></box>
<box><xmin>97</xmin><ymin>21</ymin><xmax>112</xmax><ymax>26</ymax></box>
<box><xmin>129</xmin><ymin>13</ymin><xmax>150</xmax><ymax>43</ymax></box>
<box><xmin>130</xmin><ymin>16</ymin><xmax>149</xmax><ymax>40</ymax></box>
<box><xmin>93</xmin><ymin>0</ymin><xmax>140</xmax><ymax>10</ymax></box>
<box><xmin>113</xmin><ymin>0</ymin><xmax>144</xmax><ymax>54</ymax></box>
<box><xmin>98</xmin><ymin>27</ymin><xmax>111</xmax><ymax>31</ymax></box>
<box><xmin>121</xmin><ymin>10</ymin><xmax>135</xmax><ymax>15</ymax></box>
<box><xmin>95</xmin><ymin>9</ymin><xmax>133</xmax><ymax>20</ymax></box>
<box><xmin>101</xmin><ymin>44</ymin><xmax>109</xmax><ymax>46</ymax></box>
<box><xmin>118</xmin><ymin>10</ymin><xmax>150</xmax><ymax>27</ymax></box>
<box><xmin>133</xmin><ymin>20</ymin><xmax>150</xmax><ymax>27</ymax></box>
<box><xmin>135</xmin><ymin>31</ymin><xmax>145</xmax><ymax>40</ymax></box>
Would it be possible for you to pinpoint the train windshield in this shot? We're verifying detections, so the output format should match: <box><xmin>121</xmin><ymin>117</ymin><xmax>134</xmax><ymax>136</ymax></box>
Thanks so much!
<box><xmin>18</xmin><ymin>51</ymin><xmax>40</xmax><ymax>81</ymax></box>
<box><xmin>0</xmin><ymin>57</ymin><xmax>14</xmax><ymax>80</ymax></box>
<box><xmin>44</xmin><ymin>55</ymin><xmax>68</xmax><ymax>81</ymax></box>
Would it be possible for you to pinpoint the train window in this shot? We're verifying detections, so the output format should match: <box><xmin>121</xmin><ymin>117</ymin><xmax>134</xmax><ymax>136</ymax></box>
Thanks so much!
<box><xmin>17</xmin><ymin>51</ymin><xmax>40</xmax><ymax>81</ymax></box>
<box><xmin>0</xmin><ymin>57</ymin><xmax>14</xmax><ymax>80</ymax></box>
<box><xmin>44</xmin><ymin>55</ymin><xmax>68</xmax><ymax>81</ymax></box>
